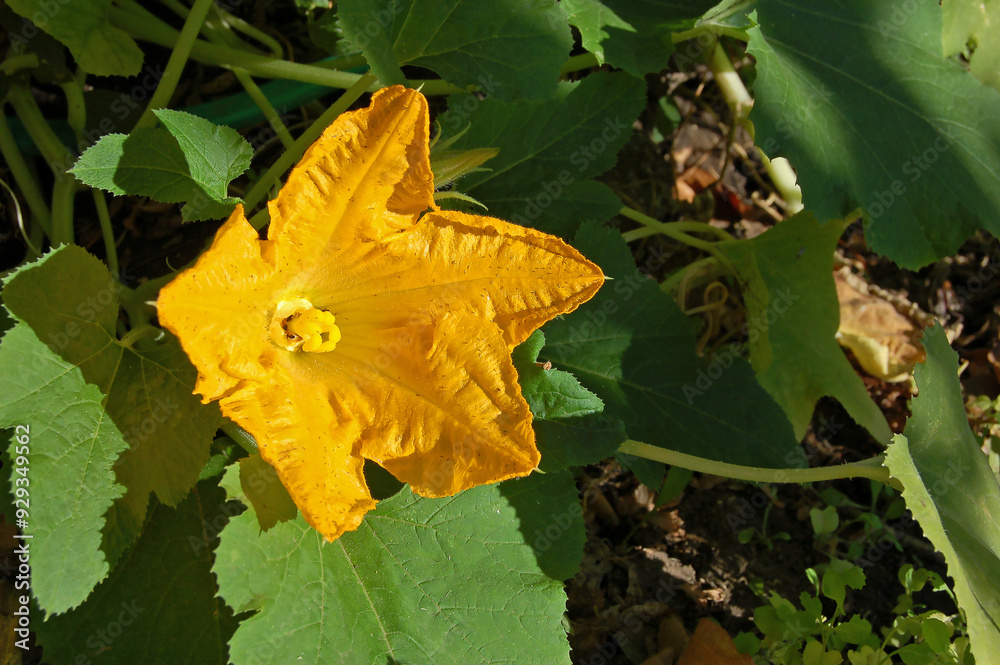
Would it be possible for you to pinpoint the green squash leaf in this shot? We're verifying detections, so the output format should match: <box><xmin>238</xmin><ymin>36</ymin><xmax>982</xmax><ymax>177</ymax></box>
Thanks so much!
<box><xmin>215</xmin><ymin>485</ymin><xmax>571</xmax><ymax>665</ymax></box>
<box><xmin>2</xmin><ymin>247</ymin><xmax>220</xmax><ymax>574</ymax></box>
<box><xmin>542</xmin><ymin>222</ymin><xmax>806</xmax><ymax>469</ymax></box>
<box><xmin>514</xmin><ymin>330</ymin><xmax>624</xmax><ymax>472</ymax></box>
<box><xmin>442</xmin><ymin>71</ymin><xmax>646</xmax><ymax>239</ymax></box>
<box><xmin>71</xmin><ymin>109</ymin><xmax>252</xmax><ymax>222</ymax></box>
<box><xmin>0</xmin><ymin>325</ymin><xmax>128</xmax><ymax>615</ymax></box>
<box><xmin>339</xmin><ymin>0</ymin><xmax>572</xmax><ymax>100</ymax></box>
<box><xmin>715</xmin><ymin>211</ymin><xmax>891</xmax><ymax>442</ymax></box>
<box><xmin>747</xmin><ymin>0</ymin><xmax>1000</xmax><ymax>269</ymax></box>
<box><xmin>885</xmin><ymin>324</ymin><xmax>1000</xmax><ymax>661</ymax></box>
<box><xmin>513</xmin><ymin>330</ymin><xmax>603</xmax><ymax>420</ymax></box>
<box><xmin>36</xmin><ymin>481</ymin><xmax>237</xmax><ymax>665</ymax></box>
<box><xmin>500</xmin><ymin>470</ymin><xmax>586</xmax><ymax>581</ymax></box>
<box><xmin>6</xmin><ymin>0</ymin><xmax>142</xmax><ymax>77</ymax></box>
<box><xmin>560</xmin><ymin>0</ymin><xmax>720</xmax><ymax>76</ymax></box>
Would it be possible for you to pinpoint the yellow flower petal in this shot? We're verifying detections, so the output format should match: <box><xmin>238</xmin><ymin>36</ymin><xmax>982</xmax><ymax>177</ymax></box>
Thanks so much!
<box><xmin>323</xmin><ymin>208</ymin><xmax>605</xmax><ymax>347</ymax></box>
<box><xmin>157</xmin><ymin>85</ymin><xmax>605</xmax><ymax>542</ymax></box>
<box><xmin>265</xmin><ymin>85</ymin><xmax>435</xmax><ymax>275</ymax></box>
<box><xmin>313</xmin><ymin>308</ymin><xmax>539</xmax><ymax>497</ymax></box>
<box><xmin>221</xmin><ymin>357</ymin><xmax>375</xmax><ymax>541</ymax></box>
<box><xmin>157</xmin><ymin>205</ymin><xmax>280</xmax><ymax>401</ymax></box>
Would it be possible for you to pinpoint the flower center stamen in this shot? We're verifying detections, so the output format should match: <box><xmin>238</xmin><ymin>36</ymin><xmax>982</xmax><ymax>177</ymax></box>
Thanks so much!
<box><xmin>269</xmin><ymin>297</ymin><xmax>342</xmax><ymax>353</ymax></box>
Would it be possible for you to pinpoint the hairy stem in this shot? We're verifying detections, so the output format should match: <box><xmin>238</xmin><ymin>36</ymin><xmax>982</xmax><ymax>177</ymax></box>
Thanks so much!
<box><xmin>135</xmin><ymin>0</ymin><xmax>215</xmax><ymax>129</ymax></box>
<box><xmin>234</xmin><ymin>68</ymin><xmax>295</xmax><ymax>149</ymax></box>
<box><xmin>705</xmin><ymin>39</ymin><xmax>803</xmax><ymax>214</ymax></box>
<box><xmin>221</xmin><ymin>419</ymin><xmax>258</xmax><ymax>454</ymax></box>
<box><xmin>619</xmin><ymin>206</ymin><xmax>735</xmax><ymax>273</ymax></box>
<box><xmin>619</xmin><ymin>440</ymin><xmax>900</xmax><ymax>489</ymax></box>
<box><xmin>92</xmin><ymin>190</ymin><xmax>119</xmax><ymax>277</ymax></box>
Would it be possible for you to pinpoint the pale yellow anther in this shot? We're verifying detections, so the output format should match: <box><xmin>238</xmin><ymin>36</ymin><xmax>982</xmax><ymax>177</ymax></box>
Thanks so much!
<box><xmin>269</xmin><ymin>297</ymin><xmax>342</xmax><ymax>353</ymax></box>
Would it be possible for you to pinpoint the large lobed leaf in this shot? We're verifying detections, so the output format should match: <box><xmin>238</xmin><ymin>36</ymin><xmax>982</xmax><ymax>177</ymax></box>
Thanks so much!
<box><xmin>36</xmin><ymin>481</ymin><xmax>236</xmax><ymax>665</ymax></box>
<box><xmin>6</xmin><ymin>0</ymin><xmax>143</xmax><ymax>77</ymax></box>
<box><xmin>885</xmin><ymin>325</ymin><xmax>1000</xmax><ymax>661</ymax></box>
<box><xmin>215</xmin><ymin>485</ymin><xmax>571</xmax><ymax>665</ymax></box>
<box><xmin>541</xmin><ymin>222</ymin><xmax>807</xmax><ymax>469</ymax></box>
<box><xmin>716</xmin><ymin>212</ymin><xmax>891</xmax><ymax>442</ymax></box>
<box><xmin>1</xmin><ymin>247</ymin><xmax>220</xmax><ymax>602</ymax></box>
<box><xmin>442</xmin><ymin>71</ymin><xmax>646</xmax><ymax>239</ymax></box>
<box><xmin>747</xmin><ymin>0</ymin><xmax>1000</xmax><ymax>269</ymax></box>
<box><xmin>0</xmin><ymin>325</ymin><xmax>128</xmax><ymax>615</ymax></box>
<box><xmin>339</xmin><ymin>0</ymin><xmax>572</xmax><ymax>100</ymax></box>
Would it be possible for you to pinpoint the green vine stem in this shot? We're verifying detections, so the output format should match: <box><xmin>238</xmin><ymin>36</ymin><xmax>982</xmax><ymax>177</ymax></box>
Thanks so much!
<box><xmin>622</xmin><ymin>220</ymin><xmax>733</xmax><ymax>244</ymax></box>
<box><xmin>212</xmin><ymin>4</ymin><xmax>284</xmax><ymax>58</ymax></box>
<box><xmin>221</xmin><ymin>419</ymin><xmax>258</xmax><ymax>454</ymax></box>
<box><xmin>5</xmin><ymin>84</ymin><xmax>74</xmax><ymax>175</ymax></box>
<box><xmin>135</xmin><ymin>0</ymin><xmax>215</xmax><ymax>130</ymax></box>
<box><xmin>233</xmin><ymin>68</ymin><xmax>295</xmax><ymax>149</ymax></box>
<box><xmin>243</xmin><ymin>72</ymin><xmax>378</xmax><ymax>222</ymax></box>
<box><xmin>0</xmin><ymin>53</ymin><xmax>39</xmax><ymax>75</ymax></box>
<box><xmin>705</xmin><ymin>39</ymin><xmax>804</xmax><ymax>214</ymax></box>
<box><xmin>61</xmin><ymin>74</ymin><xmax>88</xmax><ymax>138</ymax></box>
<box><xmin>618</xmin><ymin>206</ymin><xmax>736</xmax><ymax>274</ymax></box>
<box><xmin>0</xmin><ymin>111</ymin><xmax>52</xmax><ymax>239</ymax></box>
<box><xmin>8</xmin><ymin>83</ymin><xmax>78</xmax><ymax>245</ymax></box>
<box><xmin>156</xmin><ymin>0</ymin><xmax>246</xmax><ymax>51</ymax></box>
<box><xmin>92</xmin><ymin>190</ymin><xmax>119</xmax><ymax>277</ymax></box>
<box><xmin>49</xmin><ymin>173</ymin><xmax>78</xmax><ymax>246</ymax></box>
<box><xmin>109</xmin><ymin>5</ymin><xmax>458</xmax><ymax>96</ymax></box>
<box><xmin>118</xmin><ymin>323</ymin><xmax>165</xmax><ymax>349</ymax></box>
<box><xmin>618</xmin><ymin>440</ymin><xmax>900</xmax><ymax>489</ymax></box>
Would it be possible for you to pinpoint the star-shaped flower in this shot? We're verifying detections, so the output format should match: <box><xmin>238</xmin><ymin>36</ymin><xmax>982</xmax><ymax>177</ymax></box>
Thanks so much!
<box><xmin>157</xmin><ymin>86</ymin><xmax>604</xmax><ymax>541</ymax></box>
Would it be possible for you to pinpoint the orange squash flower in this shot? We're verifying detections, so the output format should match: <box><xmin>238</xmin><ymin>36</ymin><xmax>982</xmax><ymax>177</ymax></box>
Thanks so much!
<box><xmin>157</xmin><ymin>86</ymin><xmax>604</xmax><ymax>541</ymax></box>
